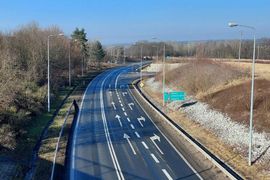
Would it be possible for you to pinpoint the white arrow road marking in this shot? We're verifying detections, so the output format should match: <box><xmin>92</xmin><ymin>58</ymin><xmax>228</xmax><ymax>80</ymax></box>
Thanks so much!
<box><xmin>115</xmin><ymin>115</ymin><xmax>122</xmax><ymax>127</ymax></box>
<box><xmin>150</xmin><ymin>153</ymin><xmax>159</xmax><ymax>163</ymax></box>
<box><xmin>122</xmin><ymin>92</ymin><xmax>128</xmax><ymax>96</ymax></box>
<box><xmin>130</xmin><ymin>124</ymin><xmax>135</xmax><ymax>129</ymax></box>
<box><xmin>135</xmin><ymin>131</ymin><xmax>140</xmax><ymax>138</ymax></box>
<box><xmin>111</xmin><ymin>102</ymin><xmax>116</xmax><ymax>110</ymax></box>
<box><xmin>128</xmin><ymin>103</ymin><xmax>134</xmax><ymax>110</ymax></box>
<box><xmin>137</xmin><ymin>116</ymin><xmax>145</xmax><ymax>127</ymax></box>
<box><xmin>141</xmin><ymin>141</ymin><xmax>149</xmax><ymax>149</ymax></box>
<box><xmin>124</xmin><ymin>112</ymin><xmax>127</xmax><ymax>116</ymax></box>
<box><xmin>126</xmin><ymin>118</ymin><xmax>131</xmax><ymax>122</ymax></box>
<box><xmin>123</xmin><ymin>133</ymin><xmax>136</xmax><ymax>155</ymax></box>
<box><xmin>162</xmin><ymin>169</ymin><xmax>173</xmax><ymax>180</ymax></box>
<box><xmin>150</xmin><ymin>134</ymin><xmax>164</xmax><ymax>155</ymax></box>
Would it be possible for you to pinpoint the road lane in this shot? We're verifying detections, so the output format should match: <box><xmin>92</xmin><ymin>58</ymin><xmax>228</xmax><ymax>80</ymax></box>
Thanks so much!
<box><xmin>69</xmin><ymin>65</ymin><xmax>202</xmax><ymax>180</ymax></box>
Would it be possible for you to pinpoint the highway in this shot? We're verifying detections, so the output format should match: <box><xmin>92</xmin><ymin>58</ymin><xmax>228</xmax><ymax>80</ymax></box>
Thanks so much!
<box><xmin>69</xmin><ymin>65</ymin><xmax>202</xmax><ymax>180</ymax></box>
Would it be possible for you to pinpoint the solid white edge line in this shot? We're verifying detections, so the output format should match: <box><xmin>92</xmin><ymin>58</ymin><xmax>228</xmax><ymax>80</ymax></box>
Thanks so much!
<box><xmin>71</xmin><ymin>71</ymin><xmax>108</xmax><ymax>179</ymax></box>
<box><xmin>150</xmin><ymin>153</ymin><xmax>160</xmax><ymax>163</ymax></box>
<box><xmin>128</xmin><ymin>88</ymin><xmax>203</xmax><ymax>180</ymax></box>
<box><xmin>162</xmin><ymin>169</ymin><xmax>173</xmax><ymax>180</ymax></box>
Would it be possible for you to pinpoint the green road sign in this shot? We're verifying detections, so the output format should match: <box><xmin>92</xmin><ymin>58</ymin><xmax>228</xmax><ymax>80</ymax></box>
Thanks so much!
<box><xmin>163</xmin><ymin>91</ymin><xmax>186</xmax><ymax>102</ymax></box>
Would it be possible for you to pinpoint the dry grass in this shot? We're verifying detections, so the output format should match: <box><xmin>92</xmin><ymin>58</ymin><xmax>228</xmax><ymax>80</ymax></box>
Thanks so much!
<box><xmin>154</xmin><ymin>60</ymin><xmax>249</xmax><ymax>95</ymax></box>
<box><xmin>225</xmin><ymin>62</ymin><xmax>270</xmax><ymax>80</ymax></box>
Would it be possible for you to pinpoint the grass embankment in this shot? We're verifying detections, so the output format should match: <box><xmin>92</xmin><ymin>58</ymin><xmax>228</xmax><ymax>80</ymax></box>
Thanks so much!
<box><xmin>144</xmin><ymin>59</ymin><xmax>270</xmax><ymax>179</ymax></box>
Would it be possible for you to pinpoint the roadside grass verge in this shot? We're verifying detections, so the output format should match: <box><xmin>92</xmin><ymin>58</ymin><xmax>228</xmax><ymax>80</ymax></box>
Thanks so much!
<box><xmin>32</xmin><ymin>64</ymin><xmax>112</xmax><ymax>180</ymax></box>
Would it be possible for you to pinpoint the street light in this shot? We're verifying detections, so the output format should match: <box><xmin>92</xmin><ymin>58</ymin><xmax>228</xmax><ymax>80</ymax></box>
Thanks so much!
<box><xmin>140</xmin><ymin>45</ymin><xmax>143</xmax><ymax>83</ymax></box>
<box><xmin>239</xmin><ymin>31</ymin><xmax>243</xmax><ymax>61</ymax></box>
<box><xmin>68</xmin><ymin>39</ymin><xmax>78</xmax><ymax>87</ymax></box>
<box><xmin>153</xmin><ymin>37</ymin><xmax>166</xmax><ymax>106</ymax></box>
<box><xmin>229</xmin><ymin>22</ymin><xmax>256</xmax><ymax>166</ymax></box>
<box><xmin>47</xmin><ymin>33</ymin><xmax>64</xmax><ymax>113</ymax></box>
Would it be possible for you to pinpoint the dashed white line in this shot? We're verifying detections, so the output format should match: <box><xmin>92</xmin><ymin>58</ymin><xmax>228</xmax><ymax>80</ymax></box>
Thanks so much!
<box><xmin>141</xmin><ymin>141</ymin><xmax>149</xmax><ymax>149</ymax></box>
<box><xmin>127</xmin><ymin>118</ymin><xmax>131</xmax><ymax>122</ymax></box>
<box><xmin>122</xmin><ymin>108</ymin><xmax>125</xmax><ymax>111</ymax></box>
<box><xmin>135</xmin><ymin>131</ymin><xmax>140</xmax><ymax>138</ymax></box>
<box><xmin>162</xmin><ymin>169</ymin><xmax>173</xmax><ymax>180</ymax></box>
<box><xmin>150</xmin><ymin>153</ymin><xmax>160</xmax><ymax>163</ymax></box>
<box><xmin>120</xmin><ymin>103</ymin><xmax>123</xmax><ymax>107</ymax></box>
<box><xmin>130</xmin><ymin>124</ymin><xmax>135</xmax><ymax>129</ymax></box>
<box><xmin>124</xmin><ymin>112</ymin><xmax>127</xmax><ymax>116</ymax></box>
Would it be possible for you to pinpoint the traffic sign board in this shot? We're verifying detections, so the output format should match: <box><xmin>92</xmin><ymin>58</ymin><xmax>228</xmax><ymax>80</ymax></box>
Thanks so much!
<box><xmin>163</xmin><ymin>91</ymin><xmax>186</xmax><ymax>102</ymax></box>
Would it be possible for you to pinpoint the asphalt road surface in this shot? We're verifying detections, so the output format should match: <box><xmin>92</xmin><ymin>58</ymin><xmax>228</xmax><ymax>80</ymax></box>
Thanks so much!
<box><xmin>69</xmin><ymin>64</ymin><xmax>202</xmax><ymax>180</ymax></box>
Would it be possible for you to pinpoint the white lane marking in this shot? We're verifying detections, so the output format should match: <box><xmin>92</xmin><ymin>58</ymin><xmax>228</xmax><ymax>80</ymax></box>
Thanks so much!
<box><xmin>141</xmin><ymin>141</ymin><xmax>149</xmax><ymax>149</ymax></box>
<box><xmin>150</xmin><ymin>134</ymin><xmax>164</xmax><ymax>155</ymax></box>
<box><xmin>137</xmin><ymin>116</ymin><xmax>145</xmax><ymax>127</ymax></box>
<box><xmin>71</xmin><ymin>71</ymin><xmax>104</xmax><ymax>178</ymax></box>
<box><xmin>150</xmin><ymin>153</ymin><xmax>160</xmax><ymax>163</ymax></box>
<box><xmin>122</xmin><ymin>92</ymin><xmax>128</xmax><ymax>96</ymax></box>
<box><xmin>162</xmin><ymin>169</ymin><xmax>173</xmax><ymax>180</ymax></box>
<box><xmin>122</xmin><ymin>108</ymin><xmax>125</xmax><ymax>111</ymax></box>
<box><xmin>111</xmin><ymin>102</ymin><xmax>116</xmax><ymax>110</ymax></box>
<box><xmin>130</xmin><ymin>124</ymin><xmax>135</xmax><ymax>129</ymax></box>
<box><xmin>120</xmin><ymin>103</ymin><xmax>123</xmax><ymax>107</ymax></box>
<box><xmin>124</xmin><ymin>112</ymin><xmax>127</xmax><ymax>116</ymax></box>
<box><xmin>123</xmin><ymin>133</ymin><xmax>136</xmax><ymax>155</ymax></box>
<box><xmin>128</xmin><ymin>88</ymin><xmax>203</xmax><ymax>180</ymax></box>
<box><xmin>119</xmin><ymin>100</ymin><xmax>122</xmax><ymax>104</ymax></box>
<box><xmin>127</xmin><ymin>118</ymin><xmax>131</xmax><ymax>122</ymax></box>
<box><xmin>115</xmin><ymin>114</ymin><xmax>123</xmax><ymax>127</ymax></box>
<box><xmin>128</xmin><ymin>103</ymin><xmax>134</xmax><ymax>110</ymax></box>
<box><xmin>135</xmin><ymin>131</ymin><xmax>140</xmax><ymax>138</ymax></box>
<box><xmin>101</xmin><ymin>71</ymin><xmax>124</xmax><ymax>180</ymax></box>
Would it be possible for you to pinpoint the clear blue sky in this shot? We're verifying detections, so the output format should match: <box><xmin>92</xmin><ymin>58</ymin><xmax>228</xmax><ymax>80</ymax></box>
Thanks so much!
<box><xmin>0</xmin><ymin>0</ymin><xmax>269</xmax><ymax>45</ymax></box>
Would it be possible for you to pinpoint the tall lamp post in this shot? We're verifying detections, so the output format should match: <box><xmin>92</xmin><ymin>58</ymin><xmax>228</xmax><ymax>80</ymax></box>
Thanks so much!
<box><xmin>140</xmin><ymin>45</ymin><xmax>143</xmax><ymax>83</ymax></box>
<box><xmin>47</xmin><ymin>33</ymin><xmax>64</xmax><ymax>112</ymax></box>
<box><xmin>229</xmin><ymin>22</ymin><xmax>256</xmax><ymax>166</ymax></box>
<box><xmin>239</xmin><ymin>31</ymin><xmax>243</xmax><ymax>61</ymax></box>
<box><xmin>153</xmin><ymin>37</ymin><xmax>166</xmax><ymax>106</ymax></box>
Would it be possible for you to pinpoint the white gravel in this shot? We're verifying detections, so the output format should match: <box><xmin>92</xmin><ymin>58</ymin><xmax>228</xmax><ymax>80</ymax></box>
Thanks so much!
<box><xmin>146</xmin><ymin>77</ymin><xmax>270</xmax><ymax>163</ymax></box>
<box><xmin>181</xmin><ymin>101</ymin><xmax>270</xmax><ymax>162</ymax></box>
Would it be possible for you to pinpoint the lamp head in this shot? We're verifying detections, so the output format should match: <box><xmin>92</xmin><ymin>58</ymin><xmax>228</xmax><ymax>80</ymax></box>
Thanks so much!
<box><xmin>228</xmin><ymin>22</ymin><xmax>238</xmax><ymax>27</ymax></box>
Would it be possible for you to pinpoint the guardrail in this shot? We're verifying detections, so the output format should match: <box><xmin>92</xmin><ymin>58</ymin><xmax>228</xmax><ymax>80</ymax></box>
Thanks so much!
<box><xmin>50</xmin><ymin>100</ymin><xmax>79</xmax><ymax>180</ymax></box>
<box><xmin>132</xmin><ymin>79</ymin><xmax>244</xmax><ymax>180</ymax></box>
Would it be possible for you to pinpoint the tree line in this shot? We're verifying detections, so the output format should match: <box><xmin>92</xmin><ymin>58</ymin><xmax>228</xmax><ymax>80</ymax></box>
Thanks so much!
<box><xmin>0</xmin><ymin>23</ymin><xmax>106</xmax><ymax>143</ymax></box>
<box><xmin>107</xmin><ymin>38</ymin><xmax>270</xmax><ymax>61</ymax></box>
